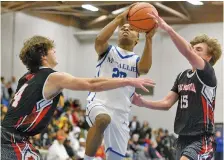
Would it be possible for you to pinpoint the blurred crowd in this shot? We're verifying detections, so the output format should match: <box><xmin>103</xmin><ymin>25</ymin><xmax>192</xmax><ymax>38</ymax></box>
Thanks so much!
<box><xmin>127</xmin><ymin>116</ymin><xmax>176</xmax><ymax>160</ymax></box>
<box><xmin>1</xmin><ymin>76</ymin><xmax>223</xmax><ymax>160</ymax></box>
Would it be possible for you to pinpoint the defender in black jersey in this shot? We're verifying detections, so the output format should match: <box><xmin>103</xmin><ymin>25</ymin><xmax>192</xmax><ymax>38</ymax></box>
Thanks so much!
<box><xmin>1</xmin><ymin>36</ymin><xmax>155</xmax><ymax>160</ymax></box>
<box><xmin>132</xmin><ymin>13</ymin><xmax>222</xmax><ymax>160</ymax></box>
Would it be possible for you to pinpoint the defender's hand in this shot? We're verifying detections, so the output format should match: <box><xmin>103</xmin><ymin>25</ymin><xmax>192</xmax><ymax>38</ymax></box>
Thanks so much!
<box><xmin>128</xmin><ymin>78</ymin><xmax>155</xmax><ymax>92</ymax></box>
<box><xmin>148</xmin><ymin>12</ymin><xmax>172</xmax><ymax>32</ymax></box>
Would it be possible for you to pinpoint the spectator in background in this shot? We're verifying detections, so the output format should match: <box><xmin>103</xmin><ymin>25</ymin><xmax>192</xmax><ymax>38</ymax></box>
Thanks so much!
<box><xmin>215</xmin><ymin>130</ymin><xmax>223</xmax><ymax>160</ymax></box>
<box><xmin>47</xmin><ymin>130</ymin><xmax>70</xmax><ymax>160</ymax></box>
<box><xmin>69</xmin><ymin>99</ymin><xmax>81</xmax><ymax>126</ymax></box>
<box><xmin>77</xmin><ymin>138</ymin><xmax>86</xmax><ymax>159</ymax></box>
<box><xmin>6</xmin><ymin>81</ymin><xmax>13</xmax><ymax>99</ymax></box>
<box><xmin>158</xmin><ymin>128</ymin><xmax>164</xmax><ymax>138</ymax></box>
<box><xmin>56</xmin><ymin>93</ymin><xmax>65</xmax><ymax>118</ymax></box>
<box><xmin>156</xmin><ymin>135</ymin><xmax>174</xmax><ymax>160</ymax></box>
<box><xmin>144</xmin><ymin>142</ymin><xmax>162</xmax><ymax>159</ymax></box>
<box><xmin>71</xmin><ymin>109</ymin><xmax>79</xmax><ymax>126</ymax></box>
<box><xmin>78</xmin><ymin>110</ymin><xmax>88</xmax><ymax>130</ymax></box>
<box><xmin>58</xmin><ymin>116</ymin><xmax>69</xmax><ymax>129</ymax></box>
<box><xmin>49</xmin><ymin>117</ymin><xmax>60</xmax><ymax>136</ymax></box>
<box><xmin>64</xmin><ymin>139</ymin><xmax>76</xmax><ymax>160</ymax></box>
<box><xmin>64</xmin><ymin>98</ymin><xmax>75</xmax><ymax>109</ymax></box>
<box><xmin>1</xmin><ymin>77</ymin><xmax>4</xmax><ymax>97</ymax></box>
<box><xmin>69</xmin><ymin>126</ymin><xmax>81</xmax><ymax>152</ymax></box>
<box><xmin>163</xmin><ymin>130</ymin><xmax>177</xmax><ymax>159</ymax></box>
<box><xmin>162</xmin><ymin>129</ymin><xmax>174</xmax><ymax>150</ymax></box>
<box><xmin>32</xmin><ymin>134</ymin><xmax>43</xmax><ymax>150</ymax></box>
<box><xmin>58</xmin><ymin>93</ymin><xmax>65</xmax><ymax>108</ymax></box>
<box><xmin>41</xmin><ymin>128</ymin><xmax>53</xmax><ymax>149</ymax></box>
<box><xmin>11</xmin><ymin>76</ymin><xmax>17</xmax><ymax>94</ymax></box>
<box><xmin>129</xmin><ymin>116</ymin><xmax>141</xmax><ymax>136</ymax></box>
<box><xmin>95</xmin><ymin>140</ymin><xmax>106</xmax><ymax>160</ymax></box>
<box><xmin>1</xmin><ymin>105</ymin><xmax>8</xmax><ymax>121</ymax></box>
<box><xmin>1</xmin><ymin>76</ymin><xmax>9</xmax><ymax>101</ymax></box>
<box><xmin>73</xmin><ymin>99</ymin><xmax>81</xmax><ymax>109</ymax></box>
<box><xmin>139</xmin><ymin>121</ymin><xmax>152</xmax><ymax>144</ymax></box>
<box><xmin>129</xmin><ymin>134</ymin><xmax>142</xmax><ymax>159</ymax></box>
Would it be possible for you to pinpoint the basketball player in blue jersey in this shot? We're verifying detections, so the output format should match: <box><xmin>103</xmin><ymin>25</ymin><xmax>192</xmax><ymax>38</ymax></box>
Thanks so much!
<box><xmin>132</xmin><ymin>12</ymin><xmax>222</xmax><ymax>160</ymax></box>
<box><xmin>84</xmin><ymin>4</ymin><xmax>157</xmax><ymax>160</ymax></box>
<box><xmin>0</xmin><ymin>35</ymin><xmax>155</xmax><ymax>160</ymax></box>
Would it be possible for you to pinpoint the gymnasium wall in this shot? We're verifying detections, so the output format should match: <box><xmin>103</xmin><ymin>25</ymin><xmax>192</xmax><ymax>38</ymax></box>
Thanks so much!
<box><xmin>1</xmin><ymin>12</ymin><xmax>223</xmax><ymax>132</ymax></box>
<box><xmin>1</xmin><ymin>12</ymin><xmax>80</xmax><ymax>98</ymax></box>
<box><xmin>1</xmin><ymin>12</ymin><xmax>14</xmax><ymax>79</ymax></box>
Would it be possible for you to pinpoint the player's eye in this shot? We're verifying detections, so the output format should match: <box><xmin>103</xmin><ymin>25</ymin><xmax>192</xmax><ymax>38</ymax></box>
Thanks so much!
<box><xmin>197</xmin><ymin>48</ymin><xmax>202</xmax><ymax>51</ymax></box>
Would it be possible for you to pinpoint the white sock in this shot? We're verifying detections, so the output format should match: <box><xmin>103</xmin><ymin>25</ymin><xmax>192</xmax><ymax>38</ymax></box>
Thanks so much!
<box><xmin>84</xmin><ymin>155</ymin><xmax>95</xmax><ymax>160</ymax></box>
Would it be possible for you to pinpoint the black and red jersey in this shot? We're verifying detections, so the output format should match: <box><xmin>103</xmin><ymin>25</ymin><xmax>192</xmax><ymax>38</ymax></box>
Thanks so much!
<box><xmin>171</xmin><ymin>60</ymin><xmax>217</xmax><ymax>136</ymax></box>
<box><xmin>2</xmin><ymin>68</ymin><xmax>60</xmax><ymax>136</ymax></box>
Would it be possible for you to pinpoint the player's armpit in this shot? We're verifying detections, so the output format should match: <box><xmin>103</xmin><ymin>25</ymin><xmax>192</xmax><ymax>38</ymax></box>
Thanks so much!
<box><xmin>196</xmin><ymin>60</ymin><xmax>216</xmax><ymax>87</ymax></box>
<box><xmin>186</xmin><ymin>50</ymin><xmax>205</xmax><ymax>70</ymax></box>
<box><xmin>95</xmin><ymin>39</ymin><xmax>109</xmax><ymax>57</ymax></box>
<box><xmin>43</xmin><ymin>72</ymin><xmax>77</xmax><ymax>99</ymax></box>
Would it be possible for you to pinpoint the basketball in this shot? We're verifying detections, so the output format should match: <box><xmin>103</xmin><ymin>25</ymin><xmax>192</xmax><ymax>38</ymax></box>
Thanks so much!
<box><xmin>128</xmin><ymin>3</ymin><xmax>158</xmax><ymax>32</ymax></box>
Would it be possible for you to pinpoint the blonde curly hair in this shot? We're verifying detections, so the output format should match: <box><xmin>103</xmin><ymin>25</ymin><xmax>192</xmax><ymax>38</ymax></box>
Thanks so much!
<box><xmin>190</xmin><ymin>34</ymin><xmax>222</xmax><ymax>66</ymax></box>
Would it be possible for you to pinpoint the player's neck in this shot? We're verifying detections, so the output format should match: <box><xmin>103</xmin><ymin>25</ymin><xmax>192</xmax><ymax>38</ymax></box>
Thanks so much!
<box><xmin>42</xmin><ymin>62</ymin><xmax>52</xmax><ymax>69</ymax></box>
<box><xmin>118</xmin><ymin>44</ymin><xmax>134</xmax><ymax>52</ymax></box>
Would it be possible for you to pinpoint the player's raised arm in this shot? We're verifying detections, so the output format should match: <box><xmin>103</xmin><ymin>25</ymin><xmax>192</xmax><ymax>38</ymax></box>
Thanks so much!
<box><xmin>137</xmin><ymin>27</ymin><xmax>157</xmax><ymax>75</ymax></box>
<box><xmin>149</xmin><ymin>12</ymin><xmax>205</xmax><ymax>70</ymax></box>
<box><xmin>126</xmin><ymin>3</ymin><xmax>158</xmax><ymax>75</ymax></box>
<box><xmin>43</xmin><ymin>72</ymin><xmax>155</xmax><ymax>99</ymax></box>
<box><xmin>132</xmin><ymin>91</ymin><xmax>178</xmax><ymax>110</ymax></box>
<box><xmin>95</xmin><ymin>3</ymin><xmax>137</xmax><ymax>57</ymax></box>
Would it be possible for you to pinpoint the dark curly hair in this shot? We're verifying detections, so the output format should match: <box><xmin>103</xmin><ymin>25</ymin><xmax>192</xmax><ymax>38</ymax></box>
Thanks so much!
<box><xmin>19</xmin><ymin>36</ymin><xmax>55</xmax><ymax>73</ymax></box>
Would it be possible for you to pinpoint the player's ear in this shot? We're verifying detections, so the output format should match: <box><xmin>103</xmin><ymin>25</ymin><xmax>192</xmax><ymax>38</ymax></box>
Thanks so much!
<box><xmin>135</xmin><ymin>32</ymin><xmax>139</xmax><ymax>46</ymax></box>
<box><xmin>135</xmin><ymin>36</ymin><xmax>139</xmax><ymax>46</ymax></box>
<box><xmin>41</xmin><ymin>55</ymin><xmax>47</xmax><ymax>61</ymax></box>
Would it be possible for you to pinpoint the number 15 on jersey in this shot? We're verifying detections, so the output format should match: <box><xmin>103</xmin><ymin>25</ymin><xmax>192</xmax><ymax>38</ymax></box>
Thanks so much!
<box><xmin>180</xmin><ymin>95</ymin><xmax>188</xmax><ymax>109</ymax></box>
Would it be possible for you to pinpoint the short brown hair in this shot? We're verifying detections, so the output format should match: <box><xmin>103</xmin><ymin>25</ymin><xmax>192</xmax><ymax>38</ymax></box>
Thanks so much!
<box><xmin>190</xmin><ymin>34</ymin><xmax>222</xmax><ymax>66</ymax></box>
<box><xmin>19</xmin><ymin>36</ymin><xmax>55</xmax><ymax>73</ymax></box>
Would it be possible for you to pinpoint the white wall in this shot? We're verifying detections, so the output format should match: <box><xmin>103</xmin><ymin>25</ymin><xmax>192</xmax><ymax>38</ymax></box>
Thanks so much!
<box><xmin>1</xmin><ymin>12</ymin><xmax>223</xmax><ymax>132</ymax></box>
<box><xmin>13</xmin><ymin>12</ymin><xmax>70</xmax><ymax>77</ymax></box>
<box><xmin>65</xmin><ymin>26</ymin><xmax>82</xmax><ymax>98</ymax></box>
<box><xmin>1</xmin><ymin>12</ymin><xmax>14</xmax><ymax>80</ymax></box>
<box><xmin>1</xmin><ymin>12</ymin><xmax>80</xmax><ymax>97</ymax></box>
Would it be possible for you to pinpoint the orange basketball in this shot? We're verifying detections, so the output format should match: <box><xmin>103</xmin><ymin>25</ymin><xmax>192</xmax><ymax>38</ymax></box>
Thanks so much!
<box><xmin>128</xmin><ymin>3</ymin><xmax>158</xmax><ymax>32</ymax></box>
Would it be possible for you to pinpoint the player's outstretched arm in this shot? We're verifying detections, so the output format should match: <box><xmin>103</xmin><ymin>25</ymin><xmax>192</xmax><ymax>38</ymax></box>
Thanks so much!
<box><xmin>43</xmin><ymin>72</ymin><xmax>155</xmax><ymax>99</ymax></box>
<box><xmin>138</xmin><ymin>27</ymin><xmax>157</xmax><ymax>75</ymax></box>
<box><xmin>95</xmin><ymin>3</ymin><xmax>137</xmax><ymax>56</ymax></box>
<box><xmin>132</xmin><ymin>91</ymin><xmax>178</xmax><ymax>110</ymax></box>
<box><xmin>149</xmin><ymin>12</ymin><xmax>205</xmax><ymax>70</ymax></box>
